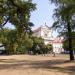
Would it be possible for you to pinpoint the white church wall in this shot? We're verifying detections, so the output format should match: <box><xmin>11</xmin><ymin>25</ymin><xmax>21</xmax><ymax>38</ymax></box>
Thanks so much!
<box><xmin>44</xmin><ymin>40</ymin><xmax>49</xmax><ymax>45</ymax></box>
<box><xmin>33</xmin><ymin>24</ymin><xmax>64</xmax><ymax>54</ymax></box>
<box><xmin>52</xmin><ymin>43</ymin><xmax>63</xmax><ymax>53</ymax></box>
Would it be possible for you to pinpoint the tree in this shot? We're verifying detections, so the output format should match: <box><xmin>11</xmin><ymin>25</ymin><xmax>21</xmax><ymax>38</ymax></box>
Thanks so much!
<box><xmin>49</xmin><ymin>0</ymin><xmax>75</xmax><ymax>60</ymax></box>
<box><xmin>0</xmin><ymin>0</ymin><xmax>36</xmax><ymax>28</ymax></box>
<box><xmin>30</xmin><ymin>36</ymin><xmax>53</xmax><ymax>55</ymax></box>
<box><xmin>0</xmin><ymin>28</ymin><xmax>33</xmax><ymax>54</ymax></box>
<box><xmin>16</xmin><ymin>33</ymin><xmax>33</xmax><ymax>54</ymax></box>
<box><xmin>30</xmin><ymin>36</ymin><xmax>44</xmax><ymax>54</ymax></box>
<box><xmin>63</xmin><ymin>32</ymin><xmax>75</xmax><ymax>51</ymax></box>
<box><xmin>0</xmin><ymin>0</ymin><xmax>36</xmax><ymax>53</ymax></box>
<box><xmin>45</xmin><ymin>44</ymin><xmax>53</xmax><ymax>53</ymax></box>
<box><xmin>41</xmin><ymin>44</ymin><xmax>53</xmax><ymax>56</ymax></box>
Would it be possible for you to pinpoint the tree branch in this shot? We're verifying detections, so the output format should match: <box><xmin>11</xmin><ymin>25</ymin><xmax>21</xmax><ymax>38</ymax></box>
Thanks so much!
<box><xmin>0</xmin><ymin>17</ymin><xmax>9</xmax><ymax>30</ymax></box>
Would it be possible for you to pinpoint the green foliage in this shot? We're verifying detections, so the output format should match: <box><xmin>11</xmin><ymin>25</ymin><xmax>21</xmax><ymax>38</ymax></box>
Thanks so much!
<box><xmin>0</xmin><ymin>0</ymin><xmax>36</xmax><ymax>54</ymax></box>
<box><xmin>0</xmin><ymin>28</ymin><xmax>10</xmax><ymax>43</ymax></box>
<box><xmin>49</xmin><ymin>0</ymin><xmax>75</xmax><ymax>60</ymax></box>
<box><xmin>0</xmin><ymin>0</ymin><xmax>36</xmax><ymax>27</ymax></box>
<box><xmin>50</xmin><ymin>0</ymin><xmax>75</xmax><ymax>32</ymax></box>
<box><xmin>63</xmin><ymin>32</ymin><xmax>75</xmax><ymax>50</ymax></box>
<box><xmin>30</xmin><ymin>37</ymin><xmax>53</xmax><ymax>55</ymax></box>
<box><xmin>45</xmin><ymin>44</ymin><xmax>53</xmax><ymax>53</ymax></box>
<box><xmin>16</xmin><ymin>33</ymin><xmax>33</xmax><ymax>54</ymax></box>
<box><xmin>30</xmin><ymin>37</ymin><xmax>44</xmax><ymax>54</ymax></box>
<box><xmin>0</xmin><ymin>28</ymin><xmax>33</xmax><ymax>54</ymax></box>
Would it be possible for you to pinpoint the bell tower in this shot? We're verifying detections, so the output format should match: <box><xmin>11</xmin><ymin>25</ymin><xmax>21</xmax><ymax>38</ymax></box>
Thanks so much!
<box><xmin>41</xmin><ymin>23</ymin><xmax>53</xmax><ymax>39</ymax></box>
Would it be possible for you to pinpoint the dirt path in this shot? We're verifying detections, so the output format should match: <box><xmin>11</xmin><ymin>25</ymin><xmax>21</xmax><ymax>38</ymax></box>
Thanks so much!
<box><xmin>0</xmin><ymin>54</ymin><xmax>75</xmax><ymax>75</ymax></box>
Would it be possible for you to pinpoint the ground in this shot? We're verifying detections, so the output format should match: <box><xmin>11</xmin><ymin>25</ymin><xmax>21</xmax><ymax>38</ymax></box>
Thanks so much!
<box><xmin>0</xmin><ymin>54</ymin><xmax>75</xmax><ymax>75</ymax></box>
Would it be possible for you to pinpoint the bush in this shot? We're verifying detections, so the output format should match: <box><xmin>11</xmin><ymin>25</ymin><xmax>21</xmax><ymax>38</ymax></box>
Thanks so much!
<box><xmin>30</xmin><ymin>37</ymin><xmax>53</xmax><ymax>55</ymax></box>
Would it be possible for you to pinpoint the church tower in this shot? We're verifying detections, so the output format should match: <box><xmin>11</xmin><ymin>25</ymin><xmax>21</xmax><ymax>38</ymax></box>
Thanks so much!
<box><xmin>33</xmin><ymin>23</ymin><xmax>64</xmax><ymax>53</ymax></box>
<box><xmin>33</xmin><ymin>23</ymin><xmax>53</xmax><ymax>44</ymax></box>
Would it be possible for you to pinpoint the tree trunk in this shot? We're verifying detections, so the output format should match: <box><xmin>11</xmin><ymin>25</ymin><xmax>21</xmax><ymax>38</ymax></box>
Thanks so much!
<box><xmin>67</xmin><ymin>21</ymin><xmax>74</xmax><ymax>61</ymax></box>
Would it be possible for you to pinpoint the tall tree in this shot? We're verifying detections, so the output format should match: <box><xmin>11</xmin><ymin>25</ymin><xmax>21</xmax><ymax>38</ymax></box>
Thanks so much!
<box><xmin>0</xmin><ymin>0</ymin><xmax>36</xmax><ymax>36</ymax></box>
<box><xmin>0</xmin><ymin>0</ymin><xmax>36</xmax><ymax>53</ymax></box>
<box><xmin>49</xmin><ymin>0</ymin><xmax>75</xmax><ymax>60</ymax></box>
<box><xmin>0</xmin><ymin>28</ymin><xmax>33</xmax><ymax>54</ymax></box>
<box><xmin>63</xmin><ymin>32</ymin><xmax>75</xmax><ymax>51</ymax></box>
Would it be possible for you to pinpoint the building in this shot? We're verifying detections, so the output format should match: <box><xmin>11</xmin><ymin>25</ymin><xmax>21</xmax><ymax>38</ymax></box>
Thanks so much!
<box><xmin>33</xmin><ymin>23</ymin><xmax>64</xmax><ymax>53</ymax></box>
<box><xmin>52</xmin><ymin>37</ymin><xmax>64</xmax><ymax>53</ymax></box>
<box><xmin>33</xmin><ymin>23</ymin><xmax>53</xmax><ymax>45</ymax></box>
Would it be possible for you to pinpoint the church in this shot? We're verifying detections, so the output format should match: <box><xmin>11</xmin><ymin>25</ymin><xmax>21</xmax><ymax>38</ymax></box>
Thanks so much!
<box><xmin>33</xmin><ymin>23</ymin><xmax>64</xmax><ymax>53</ymax></box>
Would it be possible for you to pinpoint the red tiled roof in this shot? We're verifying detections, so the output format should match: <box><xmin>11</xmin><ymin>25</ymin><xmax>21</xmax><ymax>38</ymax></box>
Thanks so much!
<box><xmin>52</xmin><ymin>38</ymin><xmax>63</xmax><ymax>43</ymax></box>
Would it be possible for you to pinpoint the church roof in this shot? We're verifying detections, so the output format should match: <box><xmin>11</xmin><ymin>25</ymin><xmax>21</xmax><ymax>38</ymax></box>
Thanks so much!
<box><xmin>33</xmin><ymin>23</ymin><xmax>51</xmax><ymax>33</ymax></box>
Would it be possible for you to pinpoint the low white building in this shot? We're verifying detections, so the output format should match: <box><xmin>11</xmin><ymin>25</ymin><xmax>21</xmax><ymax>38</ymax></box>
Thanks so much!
<box><xmin>52</xmin><ymin>37</ymin><xmax>64</xmax><ymax>53</ymax></box>
<box><xmin>33</xmin><ymin>24</ymin><xmax>64</xmax><ymax>53</ymax></box>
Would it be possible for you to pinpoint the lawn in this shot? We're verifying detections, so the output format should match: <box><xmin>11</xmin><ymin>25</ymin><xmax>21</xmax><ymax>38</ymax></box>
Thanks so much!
<box><xmin>0</xmin><ymin>54</ymin><xmax>75</xmax><ymax>75</ymax></box>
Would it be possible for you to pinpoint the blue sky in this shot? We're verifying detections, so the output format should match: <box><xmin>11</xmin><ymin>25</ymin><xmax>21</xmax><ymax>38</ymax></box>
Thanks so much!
<box><xmin>5</xmin><ymin>0</ymin><xmax>58</xmax><ymax>37</ymax></box>
<box><xmin>30</xmin><ymin>0</ymin><xmax>58</xmax><ymax>37</ymax></box>
<box><xmin>30</xmin><ymin>0</ymin><xmax>55</xmax><ymax>30</ymax></box>
<box><xmin>5</xmin><ymin>0</ymin><xmax>55</xmax><ymax>29</ymax></box>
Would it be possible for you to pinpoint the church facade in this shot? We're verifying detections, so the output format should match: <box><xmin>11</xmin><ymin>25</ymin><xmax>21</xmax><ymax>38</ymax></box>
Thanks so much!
<box><xmin>33</xmin><ymin>24</ymin><xmax>64</xmax><ymax>53</ymax></box>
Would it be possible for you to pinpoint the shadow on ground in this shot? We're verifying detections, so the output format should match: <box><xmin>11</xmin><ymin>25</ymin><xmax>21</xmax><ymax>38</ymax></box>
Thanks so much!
<box><xmin>0</xmin><ymin>57</ymin><xmax>75</xmax><ymax>75</ymax></box>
